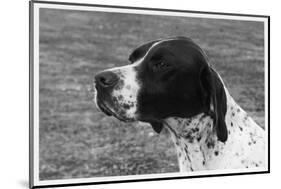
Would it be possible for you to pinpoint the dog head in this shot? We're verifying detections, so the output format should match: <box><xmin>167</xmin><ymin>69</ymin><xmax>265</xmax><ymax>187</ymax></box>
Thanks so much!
<box><xmin>94</xmin><ymin>36</ymin><xmax>228</xmax><ymax>142</ymax></box>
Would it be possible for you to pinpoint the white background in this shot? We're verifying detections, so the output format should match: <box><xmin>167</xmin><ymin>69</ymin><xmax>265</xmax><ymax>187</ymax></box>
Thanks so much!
<box><xmin>0</xmin><ymin>0</ymin><xmax>278</xmax><ymax>188</ymax></box>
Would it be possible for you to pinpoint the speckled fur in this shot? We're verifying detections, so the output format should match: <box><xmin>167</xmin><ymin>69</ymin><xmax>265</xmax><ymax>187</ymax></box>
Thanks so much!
<box><xmin>103</xmin><ymin>63</ymin><xmax>141</xmax><ymax>120</ymax></box>
<box><xmin>164</xmin><ymin>88</ymin><xmax>265</xmax><ymax>172</ymax></box>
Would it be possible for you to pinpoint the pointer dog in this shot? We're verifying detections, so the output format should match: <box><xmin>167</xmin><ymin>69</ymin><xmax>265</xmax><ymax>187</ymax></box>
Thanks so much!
<box><xmin>94</xmin><ymin>37</ymin><xmax>265</xmax><ymax>172</ymax></box>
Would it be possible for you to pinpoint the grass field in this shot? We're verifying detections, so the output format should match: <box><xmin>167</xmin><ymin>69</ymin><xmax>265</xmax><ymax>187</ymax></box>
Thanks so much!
<box><xmin>39</xmin><ymin>8</ymin><xmax>265</xmax><ymax>180</ymax></box>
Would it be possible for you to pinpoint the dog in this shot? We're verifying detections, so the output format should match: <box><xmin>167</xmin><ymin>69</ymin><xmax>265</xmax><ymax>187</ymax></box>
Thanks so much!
<box><xmin>94</xmin><ymin>36</ymin><xmax>265</xmax><ymax>172</ymax></box>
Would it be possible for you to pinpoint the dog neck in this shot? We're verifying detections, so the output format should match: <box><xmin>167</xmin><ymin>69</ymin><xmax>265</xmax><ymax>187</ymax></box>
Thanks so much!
<box><xmin>163</xmin><ymin>113</ymin><xmax>217</xmax><ymax>171</ymax></box>
<box><xmin>163</xmin><ymin>91</ymin><xmax>255</xmax><ymax>172</ymax></box>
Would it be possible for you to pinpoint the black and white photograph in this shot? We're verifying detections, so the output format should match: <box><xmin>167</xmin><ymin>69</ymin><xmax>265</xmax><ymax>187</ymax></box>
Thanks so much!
<box><xmin>29</xmin><ymin>1</ymin><xmax>269</xmax><ymax>188</ymax></box>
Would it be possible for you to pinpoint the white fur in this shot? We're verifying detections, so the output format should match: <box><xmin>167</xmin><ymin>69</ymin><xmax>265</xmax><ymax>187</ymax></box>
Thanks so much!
<box><xmin>107</xmin><ymin>64</ymin><xmax>140</xmax><ymax>119</ymax></box>
<box><xmin>164</xmin><ymin>87</ymin><xmax>265</xmax><ymax>172</ymax></box>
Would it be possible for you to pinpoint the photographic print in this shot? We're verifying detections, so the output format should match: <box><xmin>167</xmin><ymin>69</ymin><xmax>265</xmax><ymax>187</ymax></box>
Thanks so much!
<box><xmin>29</xmin><ymin>1</ymin><xmax>269</xmax><ymax>188</ymax></box>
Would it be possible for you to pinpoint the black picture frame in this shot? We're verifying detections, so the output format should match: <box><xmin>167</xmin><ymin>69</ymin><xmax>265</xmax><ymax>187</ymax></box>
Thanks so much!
<box><xmin>29</xmin><ymin>0</ymin><xmax>270</xmax><ymax>188</ymax></box>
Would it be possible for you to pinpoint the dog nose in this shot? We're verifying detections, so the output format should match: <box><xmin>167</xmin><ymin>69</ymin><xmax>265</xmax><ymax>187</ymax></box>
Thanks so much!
<box><xmin>95</xmin><ymin>71</ymin><xmax>119</xmax><ymax>88</ymax></box>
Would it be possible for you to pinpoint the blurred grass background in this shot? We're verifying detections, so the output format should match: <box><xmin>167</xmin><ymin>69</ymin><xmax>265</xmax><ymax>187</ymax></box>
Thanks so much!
<box><xmin>39</xmin><ymin>8</ymin><xmax>264</xmax><ymax>180</ymax></box>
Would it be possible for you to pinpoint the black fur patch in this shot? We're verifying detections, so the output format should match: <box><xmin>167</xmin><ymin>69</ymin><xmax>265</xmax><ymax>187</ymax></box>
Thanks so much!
<box><xmin>135</xmin><ymin>37</ymin><xmax>211</xmax><ymax>126</ymax></box>
<box><xmin>207</xmin><ymin>141</ymin><xmax>215</xmax><ymax>149</ymax></box>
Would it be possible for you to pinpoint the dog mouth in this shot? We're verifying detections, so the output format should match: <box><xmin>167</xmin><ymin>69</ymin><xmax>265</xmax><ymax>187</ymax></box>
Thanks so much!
<box><xmin>96</xmin><ymin>97</ymin><xmax>135</xmax><ymax>122</ymax></box>
<box><xmin>94</xmin><ymin>82</ymin><xmax>137</xmax><ymax>122</ymax></box>
<box><xmin>96</xmin><ymin>99</ymin><xmax>113</xmax><ymax>116</ymax></box>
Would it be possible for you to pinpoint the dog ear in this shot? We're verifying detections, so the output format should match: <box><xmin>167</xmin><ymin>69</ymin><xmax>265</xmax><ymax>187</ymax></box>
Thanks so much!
<box><xmin>129</xmin><ymin>40</ymin><xmax>160</xmax><ymax>63</ymax></box>
<box><xmin>200</xmin><ymin>66</ymin><xmax>228</xmax><ymax>142</ymax></box>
